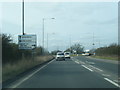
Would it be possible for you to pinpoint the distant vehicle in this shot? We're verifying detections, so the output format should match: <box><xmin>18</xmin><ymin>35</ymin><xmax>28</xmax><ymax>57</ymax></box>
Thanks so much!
<box><xmin>56</xmin><ymin>52</ymin><xmax>65</xmax><ymax>61</ymax></box>
<box><xmin>64</xmin><ymin>52</ymin><xmax>71</xmax><ymax>59</ymax></box>
<box><xmin>82</xmin><ymin>53</ymin><xmax>85</xmax><ymax>56</ymax></box>
<box><xmin>82</xmin><ymin>50</ymin><xmax>91</xmax><ymax>56</ymax></box>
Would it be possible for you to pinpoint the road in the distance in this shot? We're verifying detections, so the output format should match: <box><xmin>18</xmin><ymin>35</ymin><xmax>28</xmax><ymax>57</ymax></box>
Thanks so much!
<box><xmin>5</xmin><ymin>56</ymin><xmax>119</xmax><ymax>88</ymax></box>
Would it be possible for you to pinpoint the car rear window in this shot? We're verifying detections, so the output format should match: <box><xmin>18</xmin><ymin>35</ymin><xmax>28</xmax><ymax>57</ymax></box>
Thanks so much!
<box><xmin>65</xmin><ymin>53</ymin><xmax>70</xmax><ymax>54</ymax></box>
<box><xmin>57</xmin><ymin>53</ymin><xmax>64</xmax><ymax>55</ymax></box>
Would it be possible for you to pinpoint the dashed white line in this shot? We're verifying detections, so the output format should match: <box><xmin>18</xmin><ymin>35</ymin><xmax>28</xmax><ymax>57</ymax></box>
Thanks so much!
<box><xmin>86</xmin><ymin>61</ymin><xmax>95</xmax><ymax>64</ymax></box>
<box><xmin>104</xmin><ymin>78</ymin><xmax>120</xmax><ymax>88</ymax></box>
<box><xmin>75</xmin><ymin>61</ymin><xmax>79</xmax><ymax>64</ymax></box>
<box><xmin>102</xmin><ymin>74</ymin><xmax>110</xmax><ymax>77</ymax></box>
<box><xmin>10</xmin><ymin>60</ymin><xmax>54</xmax><ymax>88</ymax></box>
<box><xmin>79</xmin><ymin>61</ymin><xmax>85</xmax><ymax>64</ymax></box>
<box><xmin>89</xmin><ymin>65</ymin><xmax>103</xmax><ymax>72</ymax></box>
<box><xmin>81</xmin><ymin>65</ymin><xmax>93</xmax><ymax>72</ymax></box>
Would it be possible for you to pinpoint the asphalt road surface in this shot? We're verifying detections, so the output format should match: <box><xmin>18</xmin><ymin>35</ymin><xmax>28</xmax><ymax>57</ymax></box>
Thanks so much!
<box><xmin>4</xmin><ymin>56</ymin><xmax>119</xmax><ymax>88</ymax></box>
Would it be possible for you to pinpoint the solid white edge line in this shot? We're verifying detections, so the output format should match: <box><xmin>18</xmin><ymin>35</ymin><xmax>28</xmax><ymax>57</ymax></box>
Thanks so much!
<box><xmin>10</xmin><ymin>59</ymin><xmax>54</xmax><ymax>88</ymax></box>
<box><xmin>104</xmin><ymin>78</ymin><xmax>120</xmax><ymax>88</ymax></box>
<box><xmin>81</xmin><ymin>65</ymin><xmax>93</xmax><ymax>72</ymax></box>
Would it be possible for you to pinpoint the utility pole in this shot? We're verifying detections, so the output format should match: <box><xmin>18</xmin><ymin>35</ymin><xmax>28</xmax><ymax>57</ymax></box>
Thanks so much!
<box><xmin>69</xmin><ymin>35</ymin><xmax>72</xmax><ymax>53</ymax></box>
<box><xmin>93</xmin><ymin>33</ymin><xmax>94</xmax><ymax>43</ymax></box>
<box><xmin>42</xmin><ymin>18</ymin><xmax>45</xmax><ymax>55</ymax></box>
<box><xmin>22</xmin><ymin>0</ymin><xmax>25</xmax><ymax>35</ymax></box>
<box><xmin>47</xmin><ymin>33</ymin><xmax>55</xmax><ymax>53</ymax></box>
<box><xmin>42</xmin><ymin>18</ymin><xmax>55</xmax><ymax>55</ymax></box>
<box><xmin>47</xmin><ymin>33</ymin><xmax>48</xmax><ymax>52</ymax></box>
<box><xmin>22</xmin><ymin>0</ymin><xmax>25</xmax><ymax>60</ymax></box>
<box><xmin>92</xmin><ymin>32</ymin><xmax>95</xmax><ymax>55</ymax></box>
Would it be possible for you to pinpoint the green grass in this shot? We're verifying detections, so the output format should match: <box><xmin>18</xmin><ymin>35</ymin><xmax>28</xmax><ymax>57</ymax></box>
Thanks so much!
<box><xmin>2</xmin><ymin>55</ymin><xmax>54</xmax><ymax>82</ymax></box>
<box><xmin>91</xmin><ymin>55</ymin><xmax>118</xmax><ymax>61</ymax></box>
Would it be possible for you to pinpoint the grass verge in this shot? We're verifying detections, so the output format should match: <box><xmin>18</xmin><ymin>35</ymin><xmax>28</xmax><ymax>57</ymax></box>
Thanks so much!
<box><xmin>2</xmin><ymin>55</ymin><xmax>54</xmax><ymax>82</ymax></box>
<box><xmin>91</xmin><ymin>55</ymin><xmax>118</xmax><ymax>61</ymax></box>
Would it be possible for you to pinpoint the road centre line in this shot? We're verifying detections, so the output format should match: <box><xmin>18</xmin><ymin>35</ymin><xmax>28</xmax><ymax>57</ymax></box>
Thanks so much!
<box><xmin>81</xmin><ymin>65</ymin><xmax>93</xmax><ymax>72</ymax></box>
<box><xmin>10</xmin><ymin>60</ymin><xmax>54</xmax><ymax>88</ymax></box>
<box><xmin>104</xmin><ymin>78</ymin><xmax>120</xmax><ymax>88</ymax></box>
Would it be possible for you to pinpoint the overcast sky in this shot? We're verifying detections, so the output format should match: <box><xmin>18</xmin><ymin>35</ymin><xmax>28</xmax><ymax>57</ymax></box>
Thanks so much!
<box><xmin>1</xmin><ymin>1</ymin><xmax>118</xmax><ymax>51</ymax></box>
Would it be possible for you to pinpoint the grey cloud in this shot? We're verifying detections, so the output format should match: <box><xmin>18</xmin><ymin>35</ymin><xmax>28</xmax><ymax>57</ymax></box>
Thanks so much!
<box><xmin>84</xmin><ymin>17</ymin><xmax>117</xmax><ymax>25</ymax></box>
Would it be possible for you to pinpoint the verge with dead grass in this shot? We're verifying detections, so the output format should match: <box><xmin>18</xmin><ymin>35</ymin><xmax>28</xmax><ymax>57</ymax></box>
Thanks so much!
<box><xmin>91</xmin><ymin>55</ymin><xmax>118</xmax><ymax>61</ymax></box>
<box><xmin>2</xmin><ymin>55</ymin><xmax>54</xmax><ymax>82</ymax></box>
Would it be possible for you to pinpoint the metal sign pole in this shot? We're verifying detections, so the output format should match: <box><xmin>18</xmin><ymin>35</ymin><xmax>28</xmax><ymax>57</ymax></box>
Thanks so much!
<box><xmin>22</xmin><ymin>50</ymin><xmax>25</xmax><ymax>60</ymax></box>
<box><xmin>22</xmin><ymin>0</ymin><xmax>25</xmax><ymax>60</ymax></box>
<box><xmin>22</xmin><ymin>0</ymin><xmax>24</xmax><ymax>35</ymax></box>
<box><xmin>32</xmin><ymin>49</ymin><xmax>34</xmax><ymax>60</ymax></box>
<box><xmin>42</xmin><ymin>18</ymin><xmax>44</xmax><ymax>55</ymax></box>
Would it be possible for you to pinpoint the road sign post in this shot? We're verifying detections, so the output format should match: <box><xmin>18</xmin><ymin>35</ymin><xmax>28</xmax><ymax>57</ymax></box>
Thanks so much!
<box><xmin>18</xmin><ymin>34</ymin><xmax>37</xmax><ymax>50</ymax></box>
<box><xmin>18</xmin><ymin>34</ymin><xmax>37</xmax><ymax>60</ymax></box>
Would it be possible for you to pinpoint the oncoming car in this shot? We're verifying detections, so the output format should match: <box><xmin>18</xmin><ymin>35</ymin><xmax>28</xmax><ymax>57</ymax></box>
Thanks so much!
<box><xmin>64</xmin><ymin>52</ymin><xmax>71</xmax><ymax>59</ymax></box>
<box><xmin>56</xmin><ymin>52</ymin><xmax>65</xmax><ymax>61</ymax></box>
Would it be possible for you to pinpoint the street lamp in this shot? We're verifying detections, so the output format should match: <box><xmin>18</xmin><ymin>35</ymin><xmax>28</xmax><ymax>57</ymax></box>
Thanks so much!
<box><xmin>22</xmin><ymin>0</ymin><xmax>25</xmax><ymax>35</ymax></box>
<box><xmin>42</xmin><ymin>18</ymin><xmax>55</xmax><ymax>55</ymax></box>
<box><xmin>47</xmin><ymin>33</ymin><xmax>55</xmax><ymax>52</ymax></box>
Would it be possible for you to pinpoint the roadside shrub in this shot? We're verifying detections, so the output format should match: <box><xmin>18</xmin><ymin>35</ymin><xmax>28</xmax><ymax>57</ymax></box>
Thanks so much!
<box><xmin>95</xmin><ymin>43</ymin><xmax>119</xmax><ymax>56</ymax></box>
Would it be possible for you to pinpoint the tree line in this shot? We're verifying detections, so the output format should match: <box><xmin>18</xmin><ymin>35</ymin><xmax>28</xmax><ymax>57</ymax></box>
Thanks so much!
<box><xmin>2</xmin><ymin>33</ymin><xmax>119</xmax><ymax>64</ymax></box>
<box><xmin>51</xmin><ymin>43</ymin><xmax>84</xmax><ymax>55</ymax></box>
<box><xmin>95</xmin><ymin>43</ymin><xmax>119</xmax><ymax>56</ymax></box>
<box><xmin>1</xmin><ymin>34</ymin><xmax>44</xmax><ymax>64</ymax></box>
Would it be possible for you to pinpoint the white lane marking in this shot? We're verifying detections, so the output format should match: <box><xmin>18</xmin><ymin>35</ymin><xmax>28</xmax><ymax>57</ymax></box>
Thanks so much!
<box><xmin>104</xmin><ymin>78</ymin><xmax>120</xmax><ymax>88</ymax></box>
<box><xmin>81</xmin><ymin>65</ymin><xmax>93</xmax><ymax>72</ymax></box>
<box><xmin>102</xmin><ymin>74</ymin><xmax>110</xmax><ymax>77</ymax></box>
<box><xmin>86</xmin><ymin>61</ymin><xmax>95</xmax><ymax>64</ymax></box>
<box><xmin>75</xmin><ymin>61</ymin><xmax>79</xmax><ymax>64</ymax></box>
<box><xmin>10</xmin><ymin>60</ymin><xmax>54</xmax><ymax>88</ymax></box>
<box><xmin>79</xmin><ymin>61</ymin><xmax>85</xmax><ymax>64</ymax></box>
<box><xmin>89</xmin><ymin>65</ymin><xmax>103</xmax><ymax>72</ymax></box>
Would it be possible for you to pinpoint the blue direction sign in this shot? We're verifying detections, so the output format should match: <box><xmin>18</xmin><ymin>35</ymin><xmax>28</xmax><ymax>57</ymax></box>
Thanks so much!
<box><xmin>18</xmin><ymin>34</ymin><xmax>37</xmax><ymax>49</ymax></box>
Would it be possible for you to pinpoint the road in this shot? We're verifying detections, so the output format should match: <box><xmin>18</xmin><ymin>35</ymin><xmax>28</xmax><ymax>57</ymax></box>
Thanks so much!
<box><xmin>3</xmin><ymin>56</ymin><xmax>119</xmax><ymax>88</ymax></box>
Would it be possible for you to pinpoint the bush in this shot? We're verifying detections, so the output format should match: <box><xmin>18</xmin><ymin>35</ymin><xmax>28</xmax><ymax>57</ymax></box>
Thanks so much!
<box><xmin>2</xmin><ymin>34</ymin><xmax>43</xmax><ymax>64</ymax></box>
<box><xmin>95</xmin><ymin>43</ymin><xmax>119</xmax><ymax>56</ymax></box>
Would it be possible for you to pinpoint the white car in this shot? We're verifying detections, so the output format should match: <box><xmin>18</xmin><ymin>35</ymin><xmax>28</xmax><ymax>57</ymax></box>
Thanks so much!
<box><xmin>56</xmin><ymin>52</ymin><xmax>65</xmax><ymax>61</ymax></box>
<box><xmin>64</xmin><ymin>52</ymin><xmax>71</xmax><ymax>59</ymax></box>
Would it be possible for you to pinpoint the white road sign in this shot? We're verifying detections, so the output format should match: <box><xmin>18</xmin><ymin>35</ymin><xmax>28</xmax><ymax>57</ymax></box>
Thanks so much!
<box><xmin>18</xmin><ymin>34</ymin><xmax>37</xmax><ymax>49</ymax></box>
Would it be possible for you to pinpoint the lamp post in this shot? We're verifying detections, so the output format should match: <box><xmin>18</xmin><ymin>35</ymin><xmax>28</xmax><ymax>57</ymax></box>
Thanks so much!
<box><xmin>42</xmin><ymin>18</ymin><xmax>55</xmax><ymax>55</ymax></box>
<box><xmin>92</xmin><ymin>32</ymin><xmax>95</xmax><ymax>55</ymax></box>
<box><xmin>47</xmin><ymin>33</ymin><xmax>55</xmax><ymax>53</ymax></box>
<box><xmin>93</xmin><ymin>32</ymin><xmax>95</xmax><ymax>49</ymax></box>
<box><xmin>69</xmin><ymin>35</ymin><xmax>72</xmax><ymax>53</ymax></box>
<box><xmin>22</xmin><ymin>0</ymin><xmax>25</xmax><ymax>35</ymax></box>
<box><xmin>21</xmin><ymin>0</ymin><xmax>25</xmax><ymax>60</ymax></box>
